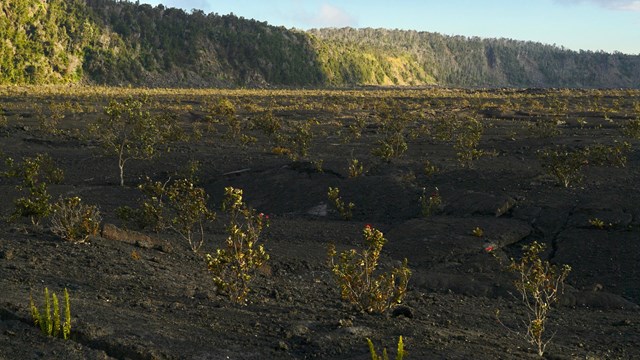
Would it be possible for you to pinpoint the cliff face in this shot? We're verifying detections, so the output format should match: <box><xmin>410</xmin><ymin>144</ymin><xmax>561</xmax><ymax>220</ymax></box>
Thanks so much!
<box><xmin>2</xmin><ymin>0</ymin><xmax>639</xmax><ymax>88</ymax></box>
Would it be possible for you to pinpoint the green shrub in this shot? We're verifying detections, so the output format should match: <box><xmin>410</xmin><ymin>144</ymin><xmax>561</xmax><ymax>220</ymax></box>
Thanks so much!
<box><xmin>528</xmin><ymin>118</ymin><xmax>561</xmax><ymax>138</ymax></box>
<box><xmin>623</xmin><ymin>118</ymin><xmax>640</xmax><ymax>139</ymax></box>
<box><xmin>89</xmin><ymin>96</ymin><xmax>182</xmax><ymax>186</ymax></box>
<box><xmin>585</xmin><ymin>141</ymin><xmax>630</xmax><ymax>168</ymax></box>
<box><xmin>328</xmin><ymin>225</ymin><xmax>411</xmax><ymax>313</ymax></box>
<box><xmin>371</xmin><ymin>102</ymin><xmax>410</xmax><ymax>162</ymax></box>
<box><xmin>50</xmin><ymin>197</ymin><xmax>102</xmax><ymax>243</ymax></box>
<box><xmin>348</xmin><ymin>158</ymin><xmax>364</xmax><ymax>178</ymax></box>
<box><xmin>508</xmin><ymin>242</ymin><xmax>571</xmax><ymax>357</ymax></box>
<box><xmin>537</xmin><ymin>147</ymin><xmax>587</xmax><ymax>188</ymax></box>
<box><xmin>2</xmin><ymin>154</ymin><xmax>64</xmax><ymax>225</ymax></box>
<box><xmin>134</xmin><ymin>176</ymin><xmax>215</xmax><ymax>252</ymax></box>
<box><xmin>419</xmin><ymin>187</ymin><xmax>441</xmax><ymax>217</ymax></box>
<box><xmin>279</xmin><ymin>120</ymin><xmax>314</xmax><ymax>161</ymax></box>
<box><xmin>328</xmin><ymin>187</ymin><xmax>355</xmax><ymax>220</ymax></box>
<box><xmin>206</xmin><ymin>187</ymin><xmax>269</xmax><ymax>304</ymax></box>
<box><xmin>250</xmin><ymin>110</ymin><xmax>281</xmax><ymax>139</ymax></box>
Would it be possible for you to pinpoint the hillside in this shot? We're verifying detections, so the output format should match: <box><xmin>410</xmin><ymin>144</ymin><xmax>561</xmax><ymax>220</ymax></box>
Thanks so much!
<box><xmin>1</xmin><ymin>0</ymin><xmax>639</xmax><ymax>88</ymax></box>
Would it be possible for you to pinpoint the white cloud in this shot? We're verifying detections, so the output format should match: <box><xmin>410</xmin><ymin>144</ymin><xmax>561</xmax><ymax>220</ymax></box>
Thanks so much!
<box><xmin>315</xmin><ymin>3</ymin><xmax>357</xmax><ymax>27</ymax></box>
<box><xmin>294</xmin><ymin>3</ymin><xmax>358</xmax><ymax>28</ymax></box>
<box><xmin>555</xmin><ymin>0</ymin><xmax>640</xmax><ymax>11</ymax></box>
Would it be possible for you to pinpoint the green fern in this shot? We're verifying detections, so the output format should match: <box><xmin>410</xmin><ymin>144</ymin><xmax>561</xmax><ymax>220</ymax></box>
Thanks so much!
<box><xmin>29</xmin><ymin>288</ymin><xmax>71</xmax><ymax>340</ymax></box>
<box><xmin>367</xmin><ymin>336</ymin><xmax>405</xmax><ymax>360</ymax></box>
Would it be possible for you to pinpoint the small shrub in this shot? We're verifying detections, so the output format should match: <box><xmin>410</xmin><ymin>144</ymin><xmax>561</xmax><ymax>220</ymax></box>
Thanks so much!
<box><xmin>453</xmin><ymin>116</ymin><xmax>484</xmax><ymax>167</ymax></box>
<box><xmin>585</xmin><ymin>141</ymin><xmax>630</xmax><ymax>168</ymax></box>
<box><xmin>419</xmin><ymin>187</ymin><xmax>441</xmax><ymax>217</ymax></box>
<box><xmin>0</xmin><ymin>104</ymin><xmax>8</xmax><ymax>128</ymax></box>
<box><xmin>312</xmin><ymin>159</ymin><xmax>324</xmax><ymax>173</ymax></box>
<box><xmin>281</xmin><ymin>120</ymin><xmax>314</xmax><ymax>161</ymax></box>
<box><xmin>471</xmin><ymin>227</ymin><xmax>484</xmax><ymax>238</ymax></box>
<box><xmin>328</xmin><ymin>225</ymin><xmax>411</xmax><ymax>313</ymax></box>
<box><xmin>371</xmin><ymin>104</ymin><xmax>410</xmax><ymax>162</ymax></box>
<box><xmin>206</xmin><ymin>187</ymin><xmax>269</xmax><ymax>304</ymax></box>
<box><xmin>622</xmin><ymin>118</ymin><xmax>640</xmax><ymax>139</ymax></box>
<box><xmin>372</xmin><ymin>132</ymin><xmax>408</xmax><ymax>162</ymax></box>
<box><xmin>328</xmin><ymin>187</ymin><xmax>355</xmax><ymax>220</ymax></box>
<box><xmin>2</xmin><ymin>154</ymin><xmax>64</xmax><ymax>225</ymax></box>
<box><xmin>346</xmin><ymin>115</ymin><xmax>367</xmax><ymax>141</ymax></box>
<box><xmin>367</xmin><ymin>336</ymin><xmax>405</xmax><ymax>360</ymax></box>
<box><xmin>528</xmin><ymin>118</ymin><xmax>561</xmax><ymax>138</ymax></box>
<box><xmin>348</xmin><ymin>158</ymin><xmax>364</xmax><ymax>178</ymax></box>
<box><xmin>537</xmin><ymin>147</ymin><xmax>587</xmax><ymax>188</ymax></box>
<box><xmin>588</xmin><ymin>218</ymin><xmax>608</xmax><ymax>229</ymax></box>
<box><xmin>508</xmin><ymin>241</ymin><xmax>571</xmax><ymax>357</ymax></box>
<box><xmin>135</xmin><ymin>177</ymin><xmax>215</xmax><ymax>252</ymax></box>
<box><xmin>271</xmin><ymin>146</ymin><xmax>291</xmax><ymax>156</ymax></box>
<box><xmin>50</xmin><ymin>197</ymin><xmax>102</xmax><ymax>243</ymax></box>
<box><xmin>39</xmin><ymin>102</ymin><xmax>66</xmax><ymax>135</ymax></box>
<box><xmin>30</xmin><ymin>288</ymin><xmax>71</xmax><ymax>340</ymax></box>
<box><xmin>251</xmin><ymin>111</ymin><xmax>281</xmax><ymax>139</ymax></box>
<box><xmin>422</xmin><ymin>160</ymin><xmax>438</xmax><ymax>177</ymax></box>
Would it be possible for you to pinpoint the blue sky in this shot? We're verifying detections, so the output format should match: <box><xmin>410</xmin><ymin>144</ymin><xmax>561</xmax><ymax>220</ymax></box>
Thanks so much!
<box><xmin>138</xmin><ymin>0</ymin><xmax>640</xmax><ymax>54</ymax></box>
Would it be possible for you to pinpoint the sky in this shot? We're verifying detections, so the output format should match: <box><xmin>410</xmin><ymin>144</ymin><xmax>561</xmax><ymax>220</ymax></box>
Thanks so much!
<box><xmin>138</xmin><ymin>0</ymin><xmax>640</xmax><ymax>55</ymax></box>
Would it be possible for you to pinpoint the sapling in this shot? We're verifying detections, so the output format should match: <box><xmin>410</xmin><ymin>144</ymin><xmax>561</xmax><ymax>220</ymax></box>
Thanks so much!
<box><xmin>89</xmin><ymin>96</ymin><xmax>181</xmax><ymax>186</ymax></box>
<box><xmin>508</xmin><ymin>242</ymin><xmax>571</xmax><ymax>356</ymax></box>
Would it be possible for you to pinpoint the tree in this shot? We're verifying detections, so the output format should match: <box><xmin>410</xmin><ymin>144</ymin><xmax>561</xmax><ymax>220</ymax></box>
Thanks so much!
<box><xmin>89</xmin><ymin>96</ymin><xmax>182</xmax><ymax>186</ymax></box>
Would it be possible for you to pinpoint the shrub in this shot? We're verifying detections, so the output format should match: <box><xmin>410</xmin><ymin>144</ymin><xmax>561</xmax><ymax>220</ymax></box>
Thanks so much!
<box><xmin>206</xmin><ymin>187</ymin><xmax>269</xmax><ymax>304</ymax></box>
<box><xmin>471</xmin><ymin>227</ymin><xmax>484</xmax><ymax>238</ymax></box>
<box><xmin>0</xmin><ymin>103</ymin><xmax>8</xmax><ymax>128</ymax></box>
<box><xmin>345</xmin><ymin>115</ymin><xmax>367</xmax><ymax>142</ymax></box>
<box><xmin>419</xmin><ymin>187</ymin><xmax>441</xmax><ymax>217</ymax></box>
<box><xmin>250</xmin><ymin>111</ymin><xmax>281</xmax><ymax>138</ymax></box>
<box><xmin>537</xmin><ymin>147</ymin><xmax>587</xmax><ymax>188</ymax></box>
<box><xmin>38</xmin><ymin>102</ymin><xmax>66</xmax><ymax>135</ymax></box>
<box><xmin>622</xmin><ymin>118</ymin><xmax>640</xmax><ymax>139</ymax></box>
<box><xmin>210</xmin><ymin>98</ymin><xmax>256</xmax><ymax>146</ymax></box>
<box><xmin>2</xmin><ymin>154</ymin><xmax>64</xmax><ymax>225</ymax></box>
<box><xmin>367</xmin><ymin>336</ymin><xmax>405</xmax><ymax>360</ymax></box>
<box><xmin>585</xmin><ymin>141</ymin><xmax>630</xmax><ymax>168</ymax></box>
<box><xmin>277</xmin><ymin>120</ymin><xmax>314</xmax><ymax>161</ymax></box>
<box><xmin>328</xmin><ymin>187</ymin><xmax>355</xmax><ymax>220</ymax></box>
<box><xmin>528</xmin><ymin>118</ymin><xmax>561</xmax><ymax>138</ymax></box>
<box><xmin>30</xmin><ymin>288</ymin><xmax>71</xmax><ymax>340</ymax></box>
<box><xmin>422</xmin><ymin>160</ymin><xmax>438</xmax><ymax>177</ymax></box>
<box><xmin>431</xmin><ymin>115</ymin><xmax>484</xmax><ymax>167</ymax></box>
<box><xmin>371</xmin><ymin>103</ymin><xmax>410</xmax><ymax>162</ymax></box>
<box><xmin>328</xmin><ymin>225</ymin><xmax>411</xmax><ymax>313</ymax></box>
<box><xmin>135</xmin><ymin>176</ymin><xmax>215</xmax><ymax>252</ymax></box>
<box><xmin>89</xmin><ymin>96</ymin><xmax>182</xmax><ymax>186</ymax></box>
<box><xmin>348</xmin><ymin>158</ymin><xmax>364</xmax><ymax>178</ymax></box>
<box><xmin>508</xmin><ymin>242</ymin><xmax>571</xmax><ymax>357</ymax></box>
<box><xmin>453</xmin><ymin>116</ymin><xmax>484</xmax><ymax>167</ymax></box>
<box><xmin>588</xmin><ymin>218</ymin><xmax>608</xmax><ymax>229</ymax></box>
<box><xmin>50</xmin><ymin>197</ymin><xmax>102</xmax><ymax>243</ymax></box>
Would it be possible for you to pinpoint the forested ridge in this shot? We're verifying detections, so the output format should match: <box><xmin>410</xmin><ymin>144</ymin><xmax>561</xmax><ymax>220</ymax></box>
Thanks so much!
<box><xmin>1</xmin><ymin>0</ymin><xmax>639</xmax><ymax>88</ymax></box>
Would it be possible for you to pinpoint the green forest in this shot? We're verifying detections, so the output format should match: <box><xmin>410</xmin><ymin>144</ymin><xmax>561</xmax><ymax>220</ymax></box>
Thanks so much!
<box><xmin>1</xmin><ymin>0</ymin><xmax>639</xmax><ymax>88</ymax></box>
